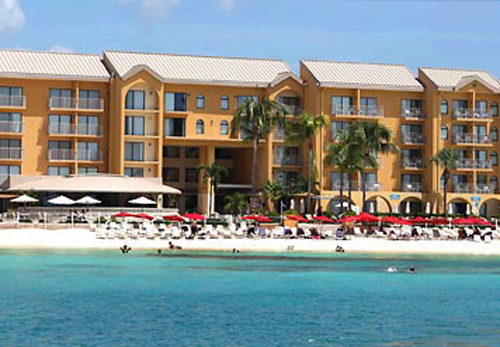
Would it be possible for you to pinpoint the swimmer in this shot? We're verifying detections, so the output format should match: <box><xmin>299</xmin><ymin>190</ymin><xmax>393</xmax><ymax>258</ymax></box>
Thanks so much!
<box><xmin>120</xmin><ymin>244</ymin><xmax>131</xmax><ymax>254</ymax></box>
<box><xmin>408</xmin><ymin>267</ymin><xmax>416</xmax><ymax>274</ymax></box>
<box><xmin>387</xmin><ymin>266</ymin><xmax>398</xmax><ymax>273</ymax></box>
<box><xmin>157</xmin><ymin>249</ymin><xmax>162</xmax><ymax>254</ymax></box>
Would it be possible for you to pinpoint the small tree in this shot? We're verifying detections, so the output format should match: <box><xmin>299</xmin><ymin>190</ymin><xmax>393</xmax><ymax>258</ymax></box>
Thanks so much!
<box><xmin>198</xmin><ymin>163</ymin><xmax>229</xmax><ymax>214</ymax></box>
<box><xmin>224</xmin><ymin>192</ymin><xmax>249</xmax><ymax>215</ymax></box>
<box><xmin>430</xmin><ymin>148</ymin><xmax>460</xmax><ymax>217</ymax></box>
<box><xmin>264</xmin><ymin>180</ymin><xmax>285</xmax><ymax>213</ymax></box>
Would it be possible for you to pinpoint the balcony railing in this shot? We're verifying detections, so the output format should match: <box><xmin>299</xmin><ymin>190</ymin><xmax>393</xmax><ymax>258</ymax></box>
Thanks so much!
<box><xmin>454</xmin><ymin>158</ymin><xmax>492</xmax><ymax>169</ymax></box>
<box><xmin>0</xmin><ymin>147</ymin><xmax>23</xmax><ymax>160</ymax></box>
<box><xmin>401</xmin><ymin>157</ymin><xmax>425</xmax><ymax>169</ymax></box>
<box><xmin>365</xmin><ymin>182</ymin><xmax>382</xmax><ymax>191</ymax></box>
<box><xmin>78</xmin><ymin>98</ymin><xmax>104</xmax><ymax>110</ymax></box>
<box><xmin>48</xmin><ymin>149</ymin><xmax>75</xmax><ymax>161</ymax></box>
<box><xmin>0</xmin><ymin>95</ymin><xmax>26</xmax><ymax>108</ymax></box>
<box><xmin>331</xmin><ymin>181</ymin><xmax>359</xmax><ymax>191</ymax></box>
<box><xmin>453</xmin><ymin>134</ymin><xmax>491</xmax><ymax>144</ymax></box>
<box><xmin>401</xmin><ymin>132</ymin><xmax>425</xmax><ymax>144</ymax></box>
<box><xmin>332</xmin><ymin>105</ymin><xmax>384</xmax><ymax>117</ymax></box>
<box><xmin>452</xmin><ymin>183</ymin><xmax>495</xmax><ymax>194</ymax></box>
<box><xmin>402</xmin><ymin>183</ymin><xmax>425</xmax><ymax>193</ymax></box>
<box><xmin>0</xmin><ymin>121</ymin><xmax>24</xmax><ymax>133</ymax></box>
<box><xmin>49</xmin><ymin>123</ymin><xmax>101</xmax><ymax>136</ymax></box>
<box><xmin>49</xmin><ymin>97</ymin><xmax>104</xmax><ymax>111</ymax></box>
<box><xmin>402</xmin><ymin>108</ymin><xmax>425</xmax><ymax>119</ymax></box>
<box><xmin>273</xmin><ymin>156</ymin><xmax>301</xmax><ymax>166</ymax></box>
<box><xmin>453</xmin><ymin>109</ymin><xmax>492</xmax><ymax>120</ymax></box>
<box><xmin>77</xmin><ymin>150</ymin><xmax>102</xmax><ymax>162</ymax></box>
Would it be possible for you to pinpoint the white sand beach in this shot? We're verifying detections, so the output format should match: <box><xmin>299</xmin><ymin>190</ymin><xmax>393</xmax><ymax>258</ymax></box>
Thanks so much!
<box><xmin>1</xmin><ymin>228</ymin><xmax>500</xmax><ymax>255</ymax></box>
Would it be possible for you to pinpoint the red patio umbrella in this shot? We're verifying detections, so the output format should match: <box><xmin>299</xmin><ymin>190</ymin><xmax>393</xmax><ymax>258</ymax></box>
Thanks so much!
<box><xmin>356</xmin><ymin>212</ymin><xmax>380</xmax><ymax>223</ymax></box>
<box><xmin>381</xmin><ymin>216</ymin><xmax>412</xmax><ymax>225</ymax></box>
<box><xmin>242</xmin><ymin>215</ymin><xmax>272</xmax><ymax>223</ymax></box>
<box><xmin>452</xmin><ymin>217</ymin><xmax>491</xmax><ymax>226</ymax></box>
<box><xmin>135</xmin><ymin>213</ymin><xmax>154</xmax><ymax>220</ymax></box>
<box><xmin>337</xmin><ymin>216</ymin><xmax>356</xmax><ymax>223</ymax></box>
<box><xmin>287</xmin><ymin>215</ymin><xmax>309</xmax><ymax>223</ymax></box>
<box><xmin>409</xmin><ymin>216</ymin><xmax>431</xmax><ymax>224</ymax></box>
<box><xmin>313</xmin><ymin>216</ymin><xmax>335</xmax><ymax>223</ymax></box>
<box><xmin>163</xmin><ymin>215</ymin><xmax>187</xmax><ymax>222</ymax></box>
<box><xmin>183</xmin><ymin>213</ymin><xmax>206</xmax><ymax>220</ymax></box>
<box><xmin>113</xmin><ymin>212</ymin><xmax>136</xmax><ymax>218</ymax></box>
<box><xmin>429</xmin><ymin>218</ymin><xmax>449</xmax><ymax>225</ymax></box>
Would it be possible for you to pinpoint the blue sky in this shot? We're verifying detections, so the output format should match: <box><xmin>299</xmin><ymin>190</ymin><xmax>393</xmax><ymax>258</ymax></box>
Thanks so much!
<box><xmin>1</xmin><ymin>0</ymin><xmax>500</xmax><ymax>75</ymax></box>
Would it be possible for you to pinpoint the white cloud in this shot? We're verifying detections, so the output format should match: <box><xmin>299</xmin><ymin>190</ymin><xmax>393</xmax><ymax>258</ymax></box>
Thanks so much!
<box><xmin>119</xmin><ymin>0</ymin><xmax>180</xmax><ymax>20</ymax></box>
<box><xmin>0</xmin><ymin>0</ymin><xmax>26</xmax><ymax>34</ymax></box>
<box><xmin>216</xmin><ymin>0</ymin><xmax>236</xmax><ymax>12</ymax></box>
<box><xmin>50</xmin><ymin>45</ymin><xmax>74</xmax><ymax>54</ymax></box>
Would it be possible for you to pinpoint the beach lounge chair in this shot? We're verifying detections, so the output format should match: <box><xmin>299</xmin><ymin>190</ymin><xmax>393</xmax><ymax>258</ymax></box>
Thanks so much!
<box><xmin>473</xmin><ymin>234</ymin><xmax>481</xmax><ymax>242</ymax></box>
<box><xmin>209</xmin><ymin>228</ymin><xmax>219</xmax><ymax>239</ymax></box>
<box><xmin>222</xmin><ymin>228</ymin><xmax>233</xmax><ymax>239</ymax></box>
<box><xmin>235</xmin><ymin>228</ymin><xmax>245</xmax><ymax>238</ymax></box>
<box><xmin>484</xmin><ymin>234</ymin><xmax>492</xmax><ymax>243</ymax></box>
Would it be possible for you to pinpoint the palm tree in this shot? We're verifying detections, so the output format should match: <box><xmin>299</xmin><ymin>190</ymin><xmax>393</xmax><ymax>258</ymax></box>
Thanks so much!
<box><xmin>198</xmin><ymin>163</ymin><xmax>229</xmax><ymax>214</ymax></box>
<box><xmin>349</xmin><ymin>121</ymin><xmax>399</xmax><ymax>212</ymax></box>
<box><xmin>286</xmin><ymin>113</ymin><xmax>326</xmax><ymax>212</ymax></box>
<box><xmin>224</xmin><ymin>192</ymin><xmax>249</xmax><ymax>215</ymax></box>
<box><xmin>264</xmin><ymin>180</ymin><xmax>284</xmax><ymax>212</ymax></box>
<box><xmin>430</xmin><ymin>148</ymin><xmax>460</xmax><ymax>216</ymax></box>
<box><xmin>234</xmin><ymin>97</ymin><xmax>287</xmax><ymax>204</ymax></box>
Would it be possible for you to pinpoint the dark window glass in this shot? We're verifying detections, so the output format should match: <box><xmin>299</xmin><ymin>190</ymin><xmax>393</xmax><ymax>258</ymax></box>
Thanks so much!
<box><xmin>125</xmin><ymin>90</ymin><xmax>145</xmax><ymax>110</ymax></box>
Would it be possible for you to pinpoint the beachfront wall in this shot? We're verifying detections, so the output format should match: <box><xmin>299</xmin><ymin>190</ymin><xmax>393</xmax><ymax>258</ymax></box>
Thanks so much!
<box><xmin>3</xmin><ymin>49</ymin><xmax>500</xmax><ymax>216</ymax></box>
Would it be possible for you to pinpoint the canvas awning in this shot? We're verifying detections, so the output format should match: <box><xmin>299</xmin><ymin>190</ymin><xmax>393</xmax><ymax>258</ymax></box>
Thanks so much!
<box><xmin>5</xmin><ymin>175</ymin><xmax>181</xmax><ymax>195</ymax></box>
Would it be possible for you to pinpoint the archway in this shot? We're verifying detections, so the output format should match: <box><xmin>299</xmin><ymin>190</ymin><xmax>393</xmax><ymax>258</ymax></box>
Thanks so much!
<box><xmin>479</xmin><ymin>199</ymin><xmax>500</xmax><ymax>217</ymax></box>
<box><xmin>400</xmin><ymin>197</ymin><xmax>423</xmax><ymax>215</ymax></box>
<box><xmin>328</xmin><ymin>196</ymin><xmax>356</xmax><ymax>215</ymax></box>
<box><xmin>366</xmin><ymin>195</ymin><xmax>392</xmax><ymax>213</ymax></box>
<box><xmin>449</xmin><ymin>198</ymin><xmax>471</xmax><ymax>215</ymax></box>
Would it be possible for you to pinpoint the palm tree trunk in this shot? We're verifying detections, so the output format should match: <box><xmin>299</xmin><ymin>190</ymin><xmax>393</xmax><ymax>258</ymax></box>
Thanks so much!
<box><xmin>339</xmin><ymin>173</ymin><xmax>344</xmax><ymax>215</ymax></box>
<box><xmin>307</xmin><ymin>140</ymin><xmax>313</xmax><ymax>213</ymax></box>
<box><xmin>252</xmin><ymin>135</ymin><xmax>259</xmax><ymax>196</ymax></box>
<box><xmin>444</xmin><ymin>178</ymin><xmax>448</xmax><ymax>217</ymax></box>
<box><xmin>348</xmin><ymin>174</ymin><xmax>353</xmax><ymax>212</ymax></box>
<box><xmin>361</xmin><ymin>156</ymin><xmax>367</xmax><ymax>212</ymax></box>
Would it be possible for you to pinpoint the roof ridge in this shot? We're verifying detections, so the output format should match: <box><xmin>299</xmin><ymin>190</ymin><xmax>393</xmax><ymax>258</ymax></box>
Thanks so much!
<box><xmin>301</xmin><ymin>59</ymin><xmax>408</xmax><ymax>68</ymax></box>
<box><xmin>0</xmin><ymin>48</ymin><xmax>101</xmax><ymax>58</ymax></box>
<box><xmin>105</xmin><ymin>50</ymin><xmax>288</xmax><ymax>63</ymax></box>
<box><xmin>420</xmin><ymin>66</ymin><xmax>491</xmax><ymax>73</ymax></box>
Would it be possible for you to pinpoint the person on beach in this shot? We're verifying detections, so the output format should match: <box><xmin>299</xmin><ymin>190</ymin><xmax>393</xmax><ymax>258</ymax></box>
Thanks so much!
<box><xmin>168</xmin><ymin>242</ymin><xmax>182</xmax><ymax>250</ymax></box>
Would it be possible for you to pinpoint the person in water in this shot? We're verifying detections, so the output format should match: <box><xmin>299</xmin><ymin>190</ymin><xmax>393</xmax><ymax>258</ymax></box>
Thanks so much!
<box><xmin>120</xmin><ymin>245</ymin><xmax>132</xmax><ymax>254</ymax></box>
<box><xmin>408</xmin><ymin>267</ymin><xmax>416</xmax><ymax>273</ymax></box>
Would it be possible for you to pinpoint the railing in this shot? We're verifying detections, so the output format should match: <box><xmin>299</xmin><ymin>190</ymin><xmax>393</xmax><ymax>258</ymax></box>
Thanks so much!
<box><xmin>401</xmin><ymin>132</ymin><xmax>425</xmax><ymax>144</ymax></box>
<box><xmin>48</xmin><ymin>149</ymin><xmax>76</xmax><ymax>161</ymax></box>
<box><xmin>282</xmin><ymin>105</ymin><xmax>302</xmax><ymax>116</ymax></box>
<box><xmin>453</xmin><ymin>134</ymin><xmax>491</xmax><ymax>144</ymax></box>
<box><xmin>402</xmin><ymin>183</ymin><xmax>425</xmax><ymax>193</ymax></box>
<box><xmin>401</xmin><ymin>108</ymin><xmax>425</xmax><ymax>119</ymax></box>
<box><xmin>332</xmin><ymin>105</ymin><xmax>384</xmax><ymax>117</ymax></box>
<box><xmin>273</xmin><ymin>156</ymin><xmax>301</xmax><ymax>166</ymax></box>
<box><xmin>453</xmin><ymin>109</ymin><xmax>492</xmax><ymax>120</ymax></box>
<box><xmin>452</xmin><ymin>183</ymin><xmax>473</xmax><ymax>193</ymax></box>
<box><xmin>454</xmin><ymin>158</ymin><xmax>492</xmax><ymax>169</ymax></box>
<box><xmin>453</xmin><ymin>183</ymin><xmax>496</xmax><ymax>194</ymax></box>
<box><xmin>0</xmin><ymin>147</ymin><xmax>23</xmax><ymax>160</ymax></box>
<box><xmin>0</xmin><ymin>121</ymin><xmax>24</xmax><ymax>133</ymax></box>
<box><xmin>0</xmin><ymin>95</ymin><xmax>26</xmax><ymax>108</ymax></box>
<box><xmin>331</xmin><ymin>181</ymin><xmax>359</xmax><ymax>191</ymax></box>
<box><xmin>78</xmin><ymin>98</ymin><xmax>104</xmax><ymax>110</ymax></box>
<box><xmin>401</xmin><ymin>157</ymin><xmax>425</xmax><ymax>169</ymax></box>
<box><xmin>49</xmin><ymin>123</ymin><xmax>101</xmax><ymax>136</ymax></box>
<box><xmin>77</xmin><ymin>150</ymin><xmax>102</xmax><ymax>162</ymax></box>
<box><xmin>475</xmin><ymin>184</ymin><xmax>495</xmax><ymax>194</ymax></box>
<box><xmin>49</xmin><ymin>97</ymin><xmax>76</xmax><ymax>109</ymax></box>
<box><xmin>365</xmin><ymin>182</ymin><xmax>382</xmax><ymax>191</ymax></box>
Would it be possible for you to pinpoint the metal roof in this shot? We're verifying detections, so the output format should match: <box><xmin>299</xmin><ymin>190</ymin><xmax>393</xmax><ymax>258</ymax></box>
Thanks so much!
<box><xmin>419</xmin><ymin>67</ymin><xmax>500</xmax><ymax>92</ymax></box>
<box><xmin>0</xmin><ymin>50</ymin><xmax>110</xmax><ymax>81</ymax></box>
<box><xmin>104</xmin><ymin>51</ymin><xmax>294</xmax><ymax>87</ymax></box>
<box><xmin>301</xmin><ymin>60</ymin><xmax>423</xmax><ymax>91</ymax></box>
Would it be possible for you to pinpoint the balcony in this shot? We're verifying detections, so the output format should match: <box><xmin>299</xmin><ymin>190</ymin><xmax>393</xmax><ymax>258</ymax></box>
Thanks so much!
<box><xmin>48</xmin><ymin>123</ymin><xmax>102</xmax><ymax>136</ymax></box>
<box><xmin>402</xmin><ymin>108</ymin><xmax>425</xmax><ymax>119</ymax></box>
<box><xmin>365</xmin><ymin>182</ymin><xmax>382</xmax><ymax>191</ymax></box>
<box><xmin>0</xmin><ymin>95</ymin><xmax>26</xmax><ymax>108</ymax></box>
<box><xmin>454</xmin><ymin>158</ymin><xmax>492</xmax><ymax>170</ymax></box>
<box><xmin>273</xmin><ymin>128</ymin><xmax>286</xmax><ymax>141</ymax></box>
<box><xmin>452</xmin><ymin>183</ymin><xmax>495</xmax><ymax>194</ymax></box>
<box><xmin>273</xmin><ymin>156</ymin><xmax>301</xmax><ymax>166</ymax></box>
<box><xmin>331</xmin><ymin>181</ymin><xmax>359</xmax><ymax>191</ymax></box>
<box><xmin>282</xmin><ymin>105</ymin><xmax>302</xmax><ymax>116</ymax></box>
<box><xmin>332</xmin><ymin>105</ymin><xmax>384</xmax><ymax>118</ymax></box>
<box><xmin>453</xmin><ymin>134</ymin><xmax>491</xmax><ymax>145</ymax></box>
<box><xmin>402</xmin><ymin>182</ymin><xmax>425</xmax><ymax>193</ymax></box>
<box><xmin>0</xmin><ymin>121</ymin><xmax>24</xmax><ymax>134</ymax></box>
<box><xmin>48</xmin><ymin>149</ymin><xmax>102</xmax><ymax>162</ymax></box>
<box><xmin>401</xmin><ymin>132</ymin><xmax>425</xmax><ymax>144</ymax></box>
<box><xmin>49</xmin><ymin>97</ymin><xmax>104</xmax><ymax>111</ymax></box>
<box><xmin>0</xmin><ymin>147</ymin><xmax>23</xmax><ymax>160</ymax></box>
<box><xmin>401</xmin><ymin>157</ymin><xmax>425</xmax><ymax>169</ymax></box>
<box><xmin>453</xmin><ymin>109</ymin><xmax>492</xmax><ymax>120</ymax></box>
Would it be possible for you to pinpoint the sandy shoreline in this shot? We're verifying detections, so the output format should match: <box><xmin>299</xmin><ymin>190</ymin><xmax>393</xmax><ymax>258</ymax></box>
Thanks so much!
<box><xmin>0</xmin><ymin>228</ymin><xmax>500</xmax><ymax>255</ymax></box>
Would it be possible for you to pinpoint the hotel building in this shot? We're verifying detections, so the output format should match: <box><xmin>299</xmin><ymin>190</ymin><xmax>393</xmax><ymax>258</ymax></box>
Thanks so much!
<box><xmin>1</xmin><ymin>49</ymin><xmax>500</xmax><ymax>216</ymax></box>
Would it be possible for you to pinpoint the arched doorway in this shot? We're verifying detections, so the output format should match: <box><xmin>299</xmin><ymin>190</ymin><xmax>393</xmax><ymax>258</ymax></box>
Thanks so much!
<box><xmin>400</xmin><ymin>197</ymin><xmax>423</xmax><ymax>215</ymax></box>
<box><xmin>366</xmin><ymin>195</ymin><xmax>391</xmax><ymax>213</ymax></box>
<box><xmin>479</xmin><ymin>199</ymin><xmax>500</xmax><ymax>217</ymax></box>
<box><xmin>328</xmin><ymin>196</ymin><xmax>356</xmax><ymax>215</ymax></box>
<box><xmin>449</xmin><ymin>198</ymin><xmax>470</xmax><ymax>215</ymax></box>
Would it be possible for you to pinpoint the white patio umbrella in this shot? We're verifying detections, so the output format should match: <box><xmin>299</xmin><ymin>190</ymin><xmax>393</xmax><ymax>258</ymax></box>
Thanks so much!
<box><xmin>369</xmin><ymin>202</ymin><xmax>375</xmax><ymax>214</ymax></box>
<box><xmin>11</xmin><ymin>194</ymin><xmax>38</xmax><ymax>204</ymax></box>
<box><xmin>406</xmin><ymin>201</ymin><xmax>411</xmax><ymax>215</ymax></box>
<box><xmin>48</xmin><ymin>195</ymin><xmax>76</xmax><ymax>205</ymax></box>
<box><xmin>466</xmin><ymin>204</ymin><xmax>471</xmax><ymax>215</ymax></box>
<box><xmin>128</xmin><ymin>196</ymin><xmax>156</xmax><ymax>205</ymax></box>
<box><xmin>425</xmin><ymin>202</ymin><xmax>431</xmax><ymax>214</ymax></box>
<box><xmin>448</xmin><ymin>203</ymin><xmax>454</xmax><ymax>215</ymax></box>
<box><xmin>290</xmin><ymin>199</ymin><xmax>295</xmax><ymax>210</ymax></box>
<box><xmin>393</xmin><ymin>203</ymin><xmax>399</xmax><ymax>214</ymax></box>
<box><xmin>76</xmin><ymin>196</ymin><xmax>101</xmax><ymax>205</ymax></box>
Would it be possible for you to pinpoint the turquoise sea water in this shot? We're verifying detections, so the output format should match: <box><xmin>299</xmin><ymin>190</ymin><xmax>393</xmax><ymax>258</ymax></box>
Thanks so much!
<box><xmin>0</xmin><ymin>250</ymin><xmax>499</xmax><ymax>346</ymax></box>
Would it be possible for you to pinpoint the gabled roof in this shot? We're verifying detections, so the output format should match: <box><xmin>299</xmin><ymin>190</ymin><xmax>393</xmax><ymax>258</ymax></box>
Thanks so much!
<box><xmin>301</xmin><ymin>60</ymin><xmax>423</xmax><ymax>92</ymax></box>
<box><xmin>0</xmin><ymin>50</ymin><xmax>110</xmax><ymax>81</ymax></box>
<box><xmin>419</xmin><ymin>67</ymin><xmax>500</xmax><ymax>92</ymax></box>
<box><xmin>104</xmin><ymin>51</ymin><xmax>294</xmax><ymax>87</ymax></box>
